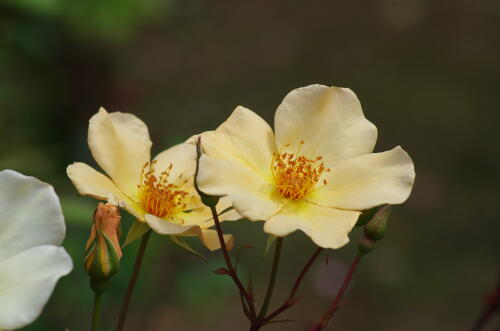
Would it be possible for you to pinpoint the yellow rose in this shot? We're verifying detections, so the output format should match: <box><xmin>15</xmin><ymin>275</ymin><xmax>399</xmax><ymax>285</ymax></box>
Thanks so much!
<box><xmin>196</xmin><ymin>85</ymin><xmax>415</xmax><ymax>249</ymax></box>
<box><xmin>68</xmin><ymin>108</ymin><xmax>237</xmax><ymax>250</ymax></box>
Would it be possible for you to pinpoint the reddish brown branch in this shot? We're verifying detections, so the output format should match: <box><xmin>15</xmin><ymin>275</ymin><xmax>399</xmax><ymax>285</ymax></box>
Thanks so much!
<box><xmin>470</xmin><ymin>273</ymin><xmax>500</xmax><ymax>331</ymax></box>
<box><xmin>308</xmin><ymin>254</ymin><xmax>363</xmax><ymax>331</ymax></box>
<box><xmin>209</xmin><ymin>206</ymin><xmax>257</xmax><ymax>320</ymax></box>
<box><xmin>263</xmin><ymin>247</ymin><xmax>324</xmax><ymax>323</ymax></box>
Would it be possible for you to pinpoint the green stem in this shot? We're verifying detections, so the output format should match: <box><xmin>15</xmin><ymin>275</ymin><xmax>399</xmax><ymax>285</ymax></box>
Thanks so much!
<box><xmin>258</xmin><ymin>237</ymin><xmax>284</xmax><ymax>320</ymax></box>
<box><xmin>116</xmin><ymin>230</ymin><xmax>152</xmax><ymax>331</ymax></box>
<box><xmin>91</xmin><ymin>292</ymin><xmax>102</xmax><ymax>331</ymax></box>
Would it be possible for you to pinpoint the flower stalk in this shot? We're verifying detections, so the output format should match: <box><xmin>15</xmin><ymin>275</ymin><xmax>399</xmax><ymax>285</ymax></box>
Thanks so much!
<box><xmin>263</xmin><ymin>247</ymin><xmax>323</xmax><ymax>322</ymax></box>
<box><xmin>116</xmin><ymin>230</ymin><xmax>152</xmax><ymax>331</ymax></box>
<box><xmin>309</xmin><ymin>205</ymin><xmax>393</xmax><ymax>330</ymax></box>
<box><xmin>469</xmin><ymin>272</ymin><xmax>500</xmax><ymax>331</ymax></box>
<box><xmin>196</xmin><ymin>137</ymin><xmax>257</xmax><ymax>320</ymax></box>
<box><xmin>209</xmin><ymin>205</ymin><xmax>257</xmax><ymax>319</ymax></box>
<box><xmin>253</xmin><ymin>237</ymin><xmax>283</xmax><ymax>328</ymax></box>
<box><xmin>308</xmin><ymin>254</ymin><xmax>363</xmax><ymax>331</ymax></box>
<box><xmin>91</xmin><ymin>292</ymin><xmax>102</xmax><ymax>331</ymax></box>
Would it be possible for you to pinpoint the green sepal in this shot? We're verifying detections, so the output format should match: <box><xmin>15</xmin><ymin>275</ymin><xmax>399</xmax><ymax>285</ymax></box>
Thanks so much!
<box><xmin>90</xmin><ymin>278</ymin><xmax>110</xmax><ymax>294</ymax></box>
<box><xmin>123</xmin><ymin>220</ymin><xmax>150</xmax><ymax>247</ymax></box>
<box><xmin>170</xmin><ymin>236</ymin><xmax>207</xmax><ymax>262</ymax></box>
<box><xmin>355</xmin><ymin>207</ymin><xmax>378</xmax><ymax>227</ymax></box>
<box><xmin>193</xmin><ymin>136</ymin><xmax>220</xmax><ymax>207</ymax></box>
<box><xmin>364</xmin><ymin>205</ymin><xmax>392</xmax><ymax>241</ymax></box>
<box><xmin>357</xmin><ymin>235</ymin><xmax>376</xmax><ymax>255</ymax></box>
<box><xmin>264</xmin><ymin>235</ymin><xmax>277</xmax><ymax>255</ymax></box>
<box><xmin>84</xmin><ymin>230</ymin><xmax>120</xmax><ymax>293</ymax></box>
<box><xmin>218</xmin><ymin>206</ymin><xmax>234</xmax><ymax>216</ymax></box>
<box><xmin>200</xmin><ymin>195</ymin><xmax>220</xmax><ymax>208</ymax></box>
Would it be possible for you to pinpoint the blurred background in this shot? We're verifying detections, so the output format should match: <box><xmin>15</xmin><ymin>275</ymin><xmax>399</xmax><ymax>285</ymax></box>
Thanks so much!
<box><xmin>1</xmin><ymin>0</ymin><xmax>499</xmax><ymax>330</ymax></box>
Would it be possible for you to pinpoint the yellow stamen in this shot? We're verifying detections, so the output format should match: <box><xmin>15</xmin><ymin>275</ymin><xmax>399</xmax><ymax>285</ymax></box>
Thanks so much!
<box><xmin>272</xmin><ymin>142</ymin><xmax>329</xmax><ymax>200</ymax></box>
<box><xmin>138</xmin><ymin>162</ymin><xmax>190</xmax><ymax>220</ymax></box>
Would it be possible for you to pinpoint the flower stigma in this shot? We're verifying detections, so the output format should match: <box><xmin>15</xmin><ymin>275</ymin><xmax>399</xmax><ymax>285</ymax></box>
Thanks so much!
<box><xmin>272</xmin><ymin>141</ymin><xmax>330</xmax><ymax>200</ymax></box>
<box><xmin>138</xmin><ymin>160</ymin><xmax>191</xmax><ymax>220</ymax></box>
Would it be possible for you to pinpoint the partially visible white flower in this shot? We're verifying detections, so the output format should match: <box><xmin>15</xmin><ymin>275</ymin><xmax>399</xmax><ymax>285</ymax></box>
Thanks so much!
<box><xmin>0</xmin><ymin>170</ymin><xmax>73</xmax><ymax>330</ymax></box>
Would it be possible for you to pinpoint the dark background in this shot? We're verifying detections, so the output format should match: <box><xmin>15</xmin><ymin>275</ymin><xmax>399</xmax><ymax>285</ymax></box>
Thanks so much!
<box><xmin>1</xmin><ymin>0</ymin><xmax>499</xmax><ymax>330</ymax></box>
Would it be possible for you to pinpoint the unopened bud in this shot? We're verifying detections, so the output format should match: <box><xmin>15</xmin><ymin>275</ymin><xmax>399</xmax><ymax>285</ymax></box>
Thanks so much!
<box><xmin>355</xmin><ymin>207</ymin><xmax>377</xmax><ymax>227</ymax></box>
<box><xmin>357</xmin><ymin>205</ymin><xmax>393</xmax><ymax>256</ymax></box>
<box><xmin>364</xmin><ymin>205</ymin><xmax>392</xmax><ymax>241</ymax></box>
<box><xmin>84</xmin><ymin>203</ymin><xmax>122</xmax><ymax>293</ymax></box>
<box><xmin>194</xmin><ymin>136</ymin><xmax>220</xmax><ymax>207</ymax></box>
<box><xmin>358</xmin><ymin>235</ymin><xmax>376</xmax><ymax>255</ymax></box>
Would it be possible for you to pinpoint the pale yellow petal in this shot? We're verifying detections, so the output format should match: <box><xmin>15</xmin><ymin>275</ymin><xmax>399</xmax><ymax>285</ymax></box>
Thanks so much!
<box><xmin>145</xmin><ymin>215</ymin><xmax>233</xmax><ymax>251</ymax></box>
<box><xmin>216</xmin><ymin>196</ymin><xmax>242</xmax><ymax>222</ymax></box>
<box><xmin>172</xmin><ymin>196</ymin><xmax>240</xmax><ymax>228</ymax></box>
<box><xmin>199</xmin><ymin>229</ymin><xmax>234</xmax><ymax>251</ymax></box>
<box><xmin>197</xmin><ymin>155</ymin><xmax>285</xmax><ymax>221</ymax></box>
<box><xmin>308</xmin><ymin>146</ymin><xmax>415</xmax><ymax>210</ymax></box>
<box><xmin>151</xmin><ymin>143</ymin><xmax>240</xmax><ymax>225</ymax></box>
<box><xmin>145</xmin><ymin>214</ymin><xmax>196</xmax><ymax>235</ymax></box>
<box><xmin>152</xmin><ymin>143</ymin><xmax>196</xmax><ymax>191</ymax></box>
<box><xmin>195</xmin><ymin>106</ymin><xmax>284</xmax><ymax>221</ymax></box>
<box><xmin>201</xmin><ymin>106</ymin><xmax>277</xmax><ymax>179</ymax></box>
<box><xmin>88</xmin><ymin>108</ymin><xmax>152</xmax><ymax>197</ymax></box>
<box><xmin>66</xmin><ymin>162</ymin><xmax>145</xmax><ymax>220</ymax></box>
<box><xmin>274</xmin><ymin>85</ymin><xmax>377</xmax><ymax>167</ymax></box>
<box><xmin>264</xmin><ymin>201</ymin><xmax>360</xmax><ymax>249</ymax></box>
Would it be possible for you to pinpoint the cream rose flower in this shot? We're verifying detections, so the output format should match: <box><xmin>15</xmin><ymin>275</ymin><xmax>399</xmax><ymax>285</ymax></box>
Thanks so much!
<box><xmin>0</xmin><ymin>170</ymin><xmax>73</xmax><ymax>330</ymax></box>
<box><xmin>67</xmin><ymin>108</ymin><xmax>237</xmax><ymax>251</ymax></box>
<box><xmin>196</xmin><ymin>84</ymin><xmax>415</xmax><ymax>249</ymax></box>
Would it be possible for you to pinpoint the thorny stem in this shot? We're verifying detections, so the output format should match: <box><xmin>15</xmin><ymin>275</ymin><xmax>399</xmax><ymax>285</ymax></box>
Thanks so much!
<box><xmin>308</xmin><ymin>254</ymin><xmax>363</xmax><ymax>331</ymax></box>
<box><xmin>469</xmin><ymin>273</ymin><xmax>500</xmax><ymax>331</ymax></box>
<box><xmin>258</xmin><ymin>237</ymin><xmax>284</xmax><ymax>320</ymax></box>
<box><xmin>116</xmin><ymin>230</ymin><xmax>152</xmax><ymax>331</ymax></box>
<box><xmin>209</xmin><ymin>205</ymin><xmax>257</xmax><ymax>320</ymax></box>
<box><xmin>91</xmin><ymin>292</ymin><xmax>102</xmax><ymax>331</ymax></box>
<box><xmin>263</xmin><ymin>247</ymin><xmax>323</xmax><ymax>322</ymax></box>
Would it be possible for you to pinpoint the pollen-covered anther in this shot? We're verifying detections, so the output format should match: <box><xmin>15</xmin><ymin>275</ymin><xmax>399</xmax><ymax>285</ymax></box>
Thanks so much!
<box><xmin>138</xmin><ymin>162</ymin><xmax>190</xmax><ymax>219</ymax></box>
<box><xmin>272</xmin><ymin>143</ymin><xmax>330</xmax><ymax>200</ymax></box>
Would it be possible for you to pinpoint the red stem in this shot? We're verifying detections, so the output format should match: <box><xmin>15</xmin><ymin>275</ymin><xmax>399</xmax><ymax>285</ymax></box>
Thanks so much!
<box><xmin>263</xmin><ymin>247</ymin><xmax>324</xmax><ymax>322</ymax></box>
<box><xmin>469</xmin><ymin>273</ymin><xmax>500</xmax><ymax>331</ymax></box>
<box><xmin>308</xmin><ymin>254</ymin><xmax>363</xmax><ymax>331</ymax></box>
<box><xmin>209</xmin><ymin>206</ymin><xmax>257</xmax><ymax>319</ymax></box>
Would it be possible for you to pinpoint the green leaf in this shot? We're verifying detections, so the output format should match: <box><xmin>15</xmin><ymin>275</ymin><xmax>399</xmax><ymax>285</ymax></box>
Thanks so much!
<box><xmin>264</xmin><ymin>235</ymin><xmax>277</xmax><ymax>255</ymax></box>
<box><xmin>123</xmin><ymin>221</ymin><xmax>150</xmax><ymax>247</ymax></box>
<box><xmin>218</xmin><ymin>206</ymin><xmax>234</xmax><ymax>216</ymax></box>
<box><xmin>170</xmin><ymin>236</ymin><xmax>207</xmax><ymax>262</ymax></box>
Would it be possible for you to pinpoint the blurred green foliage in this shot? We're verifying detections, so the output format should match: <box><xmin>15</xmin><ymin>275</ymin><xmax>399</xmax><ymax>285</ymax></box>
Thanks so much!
<box><xmin>2</xmin><ymin>0</ymin><xmax>167</xmax><ymax>41</ymax></box>
<box><xmin>1</xmin><ymin>0</ymin><xmax>500</xmax><ymax>330</ymax></box>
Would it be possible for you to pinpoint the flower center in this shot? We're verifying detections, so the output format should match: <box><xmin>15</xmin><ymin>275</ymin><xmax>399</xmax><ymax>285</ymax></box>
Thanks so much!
<box><xmin>138</xmin><ymin>161</ymin><xmax>190</xmax><ymax>219</ymax></box>
<box><xmin>271</xmin><ymin>141</ymin><xmax>330</xmax><ymax>200</ymax></box>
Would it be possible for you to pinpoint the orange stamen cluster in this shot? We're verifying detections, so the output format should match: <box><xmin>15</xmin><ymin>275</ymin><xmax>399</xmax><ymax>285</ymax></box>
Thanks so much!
<box><xmin>138</xmin><ymin>160</ymin><xmax>190</xmax><ymax>219</ymax></box>
<box><xmin>272</xmin><ymin>141</ymin><xmax>330</xmax><ymax>200</ymax></box>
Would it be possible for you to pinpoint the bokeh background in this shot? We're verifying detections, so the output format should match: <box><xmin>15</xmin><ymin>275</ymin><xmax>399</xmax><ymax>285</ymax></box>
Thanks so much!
<box><xmin>1</xmin><ymin>0</ymin><xmax>499</xmax><ymax>330</ymax></box>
